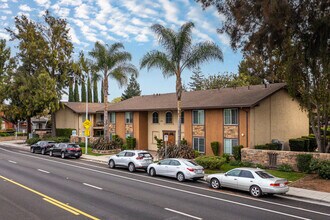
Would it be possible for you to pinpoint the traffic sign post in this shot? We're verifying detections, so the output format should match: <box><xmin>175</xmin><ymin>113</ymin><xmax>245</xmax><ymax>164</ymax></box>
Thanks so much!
<box><xmin>164</xmin><ymin>135</ymin><xmax>168</xmax><ymax>158</ymax></box>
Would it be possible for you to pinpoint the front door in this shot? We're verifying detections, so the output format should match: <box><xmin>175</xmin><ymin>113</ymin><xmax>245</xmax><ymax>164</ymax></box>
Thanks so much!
<box><xmin>163</xmin><ymin>131</ymin><xmax>175</xmax><ymax>145</ymax></box>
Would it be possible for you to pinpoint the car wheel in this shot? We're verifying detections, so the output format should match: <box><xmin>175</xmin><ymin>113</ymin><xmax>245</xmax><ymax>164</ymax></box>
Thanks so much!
<box><xmin>177</xmin><ymin>172</ymin><xmax>185</xmax><ymax>182</ymax></box>
<box><xmin>149</xmin><ymin>168</ymin><xmax>156</xmax><ymax>177</ymax></box>
<box><xmin>49</xmin><ymin>151</ymin><xmax>53</xmax><ymax>157</ymax></box>
<box><xmin>61</xmin><ymin>152</ymin><xmax>65</xmax><ymax>159</ymax></box>
<box><xmin>41</xmin><ymin>149</ymin><xmax>45</xmax><ymax>155</ymax></box>
<box><xmin>76</xmin><ymin>156</ymin><xmax>80</xmax><ymax>159</ymax></box>
<box><xmin>210</xmin><ymin>178</ymin><xmax>221</xmax><ymax>189</ymax></box>
<box><xmin>30</xmin><ymin>147</ymin><xmax>35</xmax><ymax>153</ymax></box>
<box><xmin>128</xmin><ymin>163</ymin><xmax>136</xmax><ymax>172</ymax></box>
<box><xmin>109</xmin><ymin>160</ymin><xmax>115</xmax><ymax>169</ymax></box>
<box><xmin>250</xmin><ymin>185</ymin><xmax>262</xmax><ymax>197</ymax></box>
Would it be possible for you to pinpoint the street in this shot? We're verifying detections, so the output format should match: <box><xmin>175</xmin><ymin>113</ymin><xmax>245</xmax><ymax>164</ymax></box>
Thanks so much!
<box><xmin>0</xmin><ymin>145</ymin><xmax>329</xmax><ymax>220</ymax></box>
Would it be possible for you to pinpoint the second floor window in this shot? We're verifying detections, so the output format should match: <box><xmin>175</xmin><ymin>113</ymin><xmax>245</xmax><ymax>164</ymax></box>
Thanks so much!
<box><xmin>125</xmin><ymin>112</ymin><xmax>133</xmax><ymax>124</ymax></box>
<box><xmin>165</xmin><ymin>112</ymin><xmax>172</xmax><ymax>124</ymax></box>
<box><xmin>193</xmin><ymin>110</ymin><xmax>204</xmax><ymax>125</ymax></box>
<box><xmin>109</xmin><ymin>112</ymin><xmax>116</xmax><ymax>124</ymax></box>
<box><xmin>224</xmin><ymin>109</ymin><xmax>238</xmax><ymax>125</ymax></box>
<box><xmin>152</xmin><ymin>112</ymin><xmax>159</xmax><ymax>123</ymax></box>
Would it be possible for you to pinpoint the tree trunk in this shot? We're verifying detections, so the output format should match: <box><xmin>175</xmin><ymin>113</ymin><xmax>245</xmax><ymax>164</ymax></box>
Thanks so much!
<box><xmin>51</xmin><ymin>112</ymin><xmax>56</xmax><ymax>137</ymax></box>
<box><xmin>103</xmin><ymin>72</ymin><xmax>109</xmax><ymax>142</ymax></box>
<box><xmin>176</xmin><ymin>74</ymin><xmax>182</xmax><ymax>146</ymax></box>
<box><xmin>27</xmin><ymin>117</ymin><xmax>32</xmax><ymax>138</ymax></box>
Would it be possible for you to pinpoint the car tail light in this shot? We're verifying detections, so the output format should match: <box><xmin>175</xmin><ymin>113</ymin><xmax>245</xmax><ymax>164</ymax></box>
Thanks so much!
<box><xmin>270</xmin><ymin>183</ymin><xmax>280</xmax><ymax>187</ymax></box>
<box><xmin>136</xmin><ymin>156</ymin><xmax>143</xmax><ymax>160</ymax></box>
<box><xmin>284</xmin><ymin>181</ymin><xmax>289</xmax><ymax>185</ymax></box>
<box><xmin>187</xmin><ymin>167</ymin><xmax>195</xmax><ymax>172</ymax></box>
<box><xmin>67</xmin><ymin>148</ymin><xmax>75</xmax><ymax>151</ymax></box>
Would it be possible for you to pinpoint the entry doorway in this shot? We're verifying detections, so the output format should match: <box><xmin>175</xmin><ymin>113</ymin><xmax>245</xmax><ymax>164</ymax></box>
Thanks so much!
<box><xmin>163</xmin><ymin>131</ymin><xmax>176</xmax><ymax>145</ymax></box>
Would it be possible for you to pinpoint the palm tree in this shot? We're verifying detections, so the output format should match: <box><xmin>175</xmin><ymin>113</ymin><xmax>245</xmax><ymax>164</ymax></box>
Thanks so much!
<box><xmin>89</xmin><ymin>42</ymin><xmax>138</xmax><ymax>142</ymax></box>
<box><xmin>140</xmin><ymin>22</ymin><xmax>223</xmax><ymax>146</ymax></box>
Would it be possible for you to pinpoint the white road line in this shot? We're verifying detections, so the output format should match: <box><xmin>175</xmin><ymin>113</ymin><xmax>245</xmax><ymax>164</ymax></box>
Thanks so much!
<box><xmin>165</xmin><ymin>208</ymin><xmax>202</xmax><ymax>220</ymax></box>
<box><xmin>83</xmin><ymin>183</ymin><xmax>103</xmax><ymax>190</ymax></box>
<box><xmin>37</xmin><ymin>169</ymin><xmax>50</xmax><ymax>174</ymax></box>
<box><xmin>1</xmin><ymin>147</ymin><xmax>329</xmax><ymax>218</ymax></box>
<box><xmin>8</xmin><ymin>160</ymin><xmax>17</xmax><ymax>164</ymax></box>
<box><xmin>18</xmin><ymin>151</ymin><xmax>27</xmax><ymax>154</ymax></box>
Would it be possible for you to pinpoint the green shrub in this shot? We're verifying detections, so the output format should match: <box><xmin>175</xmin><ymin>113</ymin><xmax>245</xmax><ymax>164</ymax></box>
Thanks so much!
<box><xmin>253</xmin><ymin>163</ymin><xmax>265</xmax><ymax>169</ymax></box>
<box><xmin>195</xmin><ymin>156</ymin><xmax>226</xmax><ymax>170</ymax></box>
<box><xmin>296</xmin><ymin>154</ymin><xmax>313</xmax><ymax>172</ymax></box>
<box><xmin>211</xmin><ymin>141</ymin><xmax>219</xmax><ymax>156</ymax></box>
<box><xmin>222</xmin><ymin>153</ymin><xmax>231</xmax><ymax>163</ymax></box>
<box><xmin>154</xmin><ymin>136</ymin><xmax>163</xmax><ymax>149</ymax></box>
<box><xmin>254</xmin><ymin>144</ymin><xmax>268</xmax><ymax>150</ymax></box>
<box><xmin>56</xmin><ymin>128</ymin><xmax>75</xmax><ymax>138</ymax></box>
<box><xmin>289</xmin><ymin>139</ymin><xmax>305</xmax><ymax>151</ymax></box>
<box><xmin>194</xmin><ymin>150</ymin><xmax>201</xmax><ymax>158</ymax></box>
<box><xmin>302</xmin><ymin>136</ymin><xmax>317</xmax><ymax>152</ymax></box>
<box><xmin>26</xmin><ymin>137</ymin><xmax>41</xmax><ymax>145</ymax></box>
<box><xmin>180</xmin><ymin>138</ymin><xmax>188</xmax><ymax>145</ymax></box>
<box><xmin>232</xmin><ymin>145</ymin><xmax>243</xmax><ymax>161</ymax></box>
<box><xmin>318</xmin><ymin>161</ymin><xmax>330</xmax><ymax>179</ymax></box>
<box><xmin>157</xmin><ymin>143</ymin><xmax>195</xmax><ymax>159</ymax></box>
<box><xmin>126</xmin><ymin>136</ymin><xmax>136</xmax><ymax>150</ymax></box>
<box><xmin>278</xmin><ymin>164</ymin><xmax>294</xmax><ymax>172</ymax></box>
<box><xmin>240</xmin><ymin>161</ymin><xmax>253</xmax><ymax>167</ymax></box>
<box><xmin>44</xmin><ymin>136</ymin><xmax>70</xmax><ymax>143</ymax></box>
<box><xmin>0</xmin><ymin>132</ymin><xmax>10</xmax><ymax>137</ymax></box>
<box><xmin>267</xmin><ymin>143</ymin><xmax>282</xmax><ymax>150</ymax></box>
<box><xmin>229</xmin><ymin>160</ymin><xmax>241</xmax><ymax>166</ymax></box>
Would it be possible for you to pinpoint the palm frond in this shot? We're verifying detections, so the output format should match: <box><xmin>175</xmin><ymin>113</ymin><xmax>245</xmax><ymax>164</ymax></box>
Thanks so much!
<box><xmin>182</xmin><ymin>41</ymin><xmax>223</xmax><ymax>70</ymax></box>
<box><xmin>140</xmin><ymin>50</ymin><xmax>175</xmax><ymax>77</ymax></box>
<box><xmin>107</xmin><ymin>42</ymin><xmax>125</xmax><ymax>56</ymax></box>
<box><xmin>151</xmin><ymin>24</ymin><xmax>176</xmax><ymax>55</ymax></box>
<box><xmin>177</xmin><ymin>22</ymin><xmax>194</xmax><ymax>60</ymax></box>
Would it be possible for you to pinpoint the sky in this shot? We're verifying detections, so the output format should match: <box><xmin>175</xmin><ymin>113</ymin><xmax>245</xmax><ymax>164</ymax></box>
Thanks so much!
<box><xmin>0</xmin><ymin>0</ymin><xmax>242</xmax><ymax>101</ymax></box>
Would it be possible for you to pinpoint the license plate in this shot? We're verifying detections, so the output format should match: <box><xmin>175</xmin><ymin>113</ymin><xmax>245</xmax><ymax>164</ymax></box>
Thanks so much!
<box><xmin>196</xmin><ymin>170</ymin><xmax>202</xmax><ymax>174</ymax></box>
<box><xmin>75</xmin><ymin>153</ymin><xmax>78</xmax><ymax>156</ymax></box>
<box><xmin>280</xmin><ymin>183</ymin><xmax>284</xmax><ymax>187</ymax></box>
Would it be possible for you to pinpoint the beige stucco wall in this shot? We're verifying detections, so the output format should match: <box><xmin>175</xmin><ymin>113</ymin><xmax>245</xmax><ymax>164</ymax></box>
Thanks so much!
<box><xmin>148</xmin><ymin>111</ymin><xmax>185</xmax><ymax>151</ymax></box>
<box><xmin>250</xmin><ymin>89</ymin><xmax>309</xmax><ymax>147</ymax></box>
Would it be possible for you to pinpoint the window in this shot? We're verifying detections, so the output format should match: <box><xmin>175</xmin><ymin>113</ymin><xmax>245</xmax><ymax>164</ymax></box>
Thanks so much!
<box><xmin>165</xmin><ymin>112</ymin><xmax>172</xmax><ymax>124</ymax></box>
<box><xmin>255</xmin><ymin>171</ymin><xmax>274</xmax><ymax>179</ymax></box>
<box><xmin>109</xmin><ymin>112</ymin><xmax>116</xmax><ymax>123</ymax></box>
<box><xmin>193</xmin><ymin>110</ymin><xmax>204</xmax><ymax>125</ymax></box>
<box><xmin>224</xmin><ymin>109</ymin><xmax>238</xmax><ymax>125</ymax></box>
<box><xmin>152</xmin><ymin>112</ymin><xmax>159</xmax><ymax>123</ymax></box>
<box><xmin>193</xmin><ymin>137</ymin><xmax>205</xmax><ymax>153</ymax></box>
<box><xmin>239</xmin><ymin>170</ymin><xmax>254</xmax><ymax>179</ymax></box>
<box><xmin>159</xmin><ymin>159</ymin><xmax>171</xmax><ymax>165</ymax></box>
<box><xmin>224</xmin><ymin>139</ymin><xmax>239</xmax><ymax>155</ymax></box>
<box><xmin>181</xmin><ymin>111</ymin><xmax>184</xmax><ymax>124</ymax></box>
<box><xmin>227</xmin><ymin>169</ymin><xmax>241</xmax><ymax>177</ymax></box>
<box><xmin>170</xmin><ymin>160</ymin><xmax>181</xmax><ymax>166</ymax></box>
<box><xmin>125</xmin><ymin>152</ymin><xmax>135</xmax><ymax>157</ymax></box>
<box><xmin>125</xmin><ymin>112</ymin><xmax>133</xmax><ymax>124</ymax></box>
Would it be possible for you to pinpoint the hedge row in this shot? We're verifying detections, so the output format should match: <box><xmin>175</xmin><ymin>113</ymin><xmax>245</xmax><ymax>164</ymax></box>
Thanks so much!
<box><xmin>56</xmin><ymin>128</ymin><xmax>75</xmax><ymax>138</ymax></box>
<box><xmin>289</xmin><ymin>136</ymin><xmax>317</xmax><ymax>152</ymax></box>
<box><xmin>254</xmin><ymin>143</ymin><xmax>281</xmax><ymax>150</ymax></box>
<box><xmin>195</xmin><ymin>156</ymin><xmax>226</xmax><ymax>170</ymax></box>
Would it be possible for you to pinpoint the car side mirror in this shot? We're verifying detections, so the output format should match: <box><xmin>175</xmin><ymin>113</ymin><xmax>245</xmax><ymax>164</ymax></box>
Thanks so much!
<box><xmin>116</xmin><ymin>155</ymin><xmax>119</xmax><ymax>157</ymax></box>
<box><xmin>157</xmin><ymin>162</ymin><xmax>161</xmax><ymax>165</ymax></box>
<box><xmin>224</xmin><ymin>173</ymin><xmax>228</xmax><ymax>176</ymax></box>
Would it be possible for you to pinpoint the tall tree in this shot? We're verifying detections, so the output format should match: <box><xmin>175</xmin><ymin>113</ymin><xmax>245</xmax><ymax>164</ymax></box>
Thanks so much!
<box><xmin>6</xmin><ymin>11</ymin><xmax>74</xmax><ymax>136</ymax></box>
<box><xmin>87</xmin><ymin>75</ymin><xmax>92</xmax><ymax>103</ymax></box>
<box><xmin>89</xmin><ymin>42</ymin><xmax>138</xmax><ymax>142</ymax></box>
<box><xmin>141</xmin><ymin>22</ymin><xmax>223</xmax><ymax>146</ymax></box>
<box><xmin>81</xmin><ymin>76</ymin><xmax>86</xmax><ymax>102</ymax></box>
<box><xmin>0</xmin><ymin>39</ymin><xmax>15</xmax><ymax>101</ymax></box>
<box><xmin>100</xmin><ymin>80</ymin><xmax>104</xmax><ymax>103</ymax></box>
<box><xmin>68</xmin><ymin>80</ymin><xmax>74</xmax><ymax>102</ymax></box>
<box><xmin>92</xmin><ymin>69</ymin><xmax>101</xmax><ymax>103</ymax></box>
<box><xmin>198</xmin><ymin>0</ymin><xmax>330</xmax><ymax>152</ymax></box>
<box><xmin>121</xmin><ymin>75</ymin><xmax>141</xmax><ymax>100</ymax></box>
<box><xmin>188</xmin><ymin>67</ymin><xmax>205</xmax><ymax>91</ymax></box>
<box><xmin>74</xmin><ymin>79</ymin><xmax>79</xmax><ymax>102</ymax></box>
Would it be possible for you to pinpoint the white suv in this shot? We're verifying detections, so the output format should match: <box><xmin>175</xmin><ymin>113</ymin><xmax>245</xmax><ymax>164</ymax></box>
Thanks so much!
<box><xmin>108</xmin><ymin>150</ymin><xmax>153</xmax><ymax>172</ymax></box>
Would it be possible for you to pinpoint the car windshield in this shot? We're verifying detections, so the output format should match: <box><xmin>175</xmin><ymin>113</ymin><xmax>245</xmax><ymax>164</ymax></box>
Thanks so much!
<box><xmin>255</xmin><ymin>171</ymin><xmax>274</xmax><ymax>179</ymax></box>
<box><xmin>138</xmin><ymin>153</ymin><xmax>152</xmax><ymax>158</ymax></box>
<box><xmin>183</xmin><ymin>160</ymin><xmax>199</xmax><ymax>167</ymax></box>
<box><xmin>68</xmin><ymin>144</ymin><xmax>80</xmax><ymax>148</ymax></box>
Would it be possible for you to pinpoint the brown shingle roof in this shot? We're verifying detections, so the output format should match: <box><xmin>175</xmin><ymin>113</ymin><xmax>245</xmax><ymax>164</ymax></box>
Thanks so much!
<box><xmin>62</xmin><ymin>102</ymin><xmax>107</xmax><ymax>113</ymax></box>
<box><xmin>109</xmin><ymin>83</ymin><xmax>287</xmax><ymax>112</ymax></box>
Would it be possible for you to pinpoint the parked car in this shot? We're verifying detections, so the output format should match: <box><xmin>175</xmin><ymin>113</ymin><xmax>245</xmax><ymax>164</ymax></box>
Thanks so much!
<box><xmin>49</xmin><ymin>143</ymin><xmax>82</xmax><ymax>159</ymax></box>
<box><xmin>206</xmin><ymin>168</ymin><xmax>289</xmax><ymax>197</ymax></box>
<box><xmin>108</xmin><ymin>150</ymin><xmax>153</xmax><ymax>172</ymax></box>
<box><xmin>30</xmin><ymin>141</ymin><xmax>56</xmax><ymax>155</ymax></box>
<box><xmin>147</xmin><ymin>158</ymin><xmax>204</xmax><ymax>182</ymax></box>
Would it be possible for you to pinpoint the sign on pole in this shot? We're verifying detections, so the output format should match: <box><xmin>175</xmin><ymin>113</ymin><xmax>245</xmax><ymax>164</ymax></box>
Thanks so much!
<box><xmin>83</xmin><ymin>119</ymin><xmax>91</xmax><ymax>129</ymax></box>
<box><xmin>164</xmin><ymin>135</ymin><xmax>169</xmax><ymax>142</ymax></box>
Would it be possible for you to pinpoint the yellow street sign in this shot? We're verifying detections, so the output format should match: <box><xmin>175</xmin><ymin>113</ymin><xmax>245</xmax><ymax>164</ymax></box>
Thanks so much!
<box><xmin>83</xmin><ymin>119</ymin><xmax>91</xmax><ymax>129</ymax></box>
<box><xmin>84</xmin><ymin>129</ymin><xmax>90</xmax><ymax>137</ymax></box>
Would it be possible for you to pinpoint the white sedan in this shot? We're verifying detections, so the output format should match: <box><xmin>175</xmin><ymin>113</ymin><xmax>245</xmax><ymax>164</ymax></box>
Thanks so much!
<box><xmin>206</xmin><ymin>167</ymin><xmax>289</xmax><ymax>197</ymax></box>
<box><xmin>147</xmin><ymin>158</ymin><xmax>204</xmax><ymax>182</ymax></box>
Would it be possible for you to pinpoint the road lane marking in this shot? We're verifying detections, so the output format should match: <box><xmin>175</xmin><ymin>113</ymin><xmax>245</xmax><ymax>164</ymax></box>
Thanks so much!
<box><xmin>0</xmin><ymin>175</ymin><xmax>99</xmax><ymax>220</ymax></box>
<box><xmin>165</xmin><ymin>208</ymin><xmax>202</xmax><ymax>220</ymax></box>
<box><xmin>1</xmin><ymin>147</ymin><xmax>329</xmax><ymax>217</ymax></box>
<box><xmin>37</xmin><ymin>169</ymin><xmax>50</xmax><ymax>174</ymax></box>
<box><xmin>83</xmin><ymin>183</ymin><xmax>103</xmax><ymax>190</ymax></box>
<box><xmin>8</xmin><ymin>160</ymin><xmax>17</xmax><ymax>164</ymax></box>
<box><xmin>43</xmin><ymin>198</ymin><xmax>79</xmax><ymax>215</ymax></box>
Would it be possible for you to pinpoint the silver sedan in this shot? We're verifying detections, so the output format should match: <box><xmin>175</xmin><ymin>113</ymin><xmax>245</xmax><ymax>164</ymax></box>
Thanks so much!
<box><xmin>206</xmin><ymin>168</ymin><xmax>289</xmax><ymax>197</ymax></box>
<box><xmin>147</xmin><ymin>158</ymin><xmax>204</xmax><ymax>182</ymax></box>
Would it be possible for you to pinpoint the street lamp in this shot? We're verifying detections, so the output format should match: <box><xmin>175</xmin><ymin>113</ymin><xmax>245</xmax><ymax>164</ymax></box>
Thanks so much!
<box><xmin>85</xmin><ymin>77</ymin><xmax>88</xmax><ymax>155</ymax></box>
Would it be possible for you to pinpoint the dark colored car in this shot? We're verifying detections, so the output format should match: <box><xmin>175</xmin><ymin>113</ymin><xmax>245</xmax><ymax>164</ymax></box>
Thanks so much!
<box><xmin>49</xmin><ymin>143</ymin><xmax>82</xmax><ymax>159</ymax></box>
<box><xmin>30</xmin><ymin>141</ymin><xmax>56</xmax><ymax>155</ymax></box>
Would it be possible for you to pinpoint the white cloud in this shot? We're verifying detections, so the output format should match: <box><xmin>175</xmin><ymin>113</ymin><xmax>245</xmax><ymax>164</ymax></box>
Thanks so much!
<box><xmin>96</xmin><ymin>0</ymin><xmax>121</xmax><ymax>24</ymax></box>
<box><xmin>58</xmin><ymin>0</ymin><xmax>82</xmax><ymax>6</ymax></box>
<box><xmin>74</xmin><ymin>3</ymin><xmax>90</xmax><ymax>19</ymax></box>
<box><xmin>19</xmin><ymin>4</ymin><xmax>32</xmax><ymax>12</ymax></box>
<box><xmin>135</xmin><ymin>34</ymin><xmax>148</xmax><ymax>42</ymax></box>
<box><xmin>34</xmin><ymin>0</ymin><xmax>50</xmax><ymax>8</ymax></box>
<box><xmin>158</xmin><ymin>0</ymin><xmax>180</xmax><ymax>25</ymax></box>
<box><xmin>1</xmin><ymin>9</ymin><xmax>11</xmax><ymax>14</ymax></box>
<box><xmin>0</xmin><ymin>31</ymin><xmax>10</xmax><ymax>40</ymax></box>
<box><xmin>51</xmin><ymin>3</ymin><xmax>70</xmax><ymax>18</ymax></box>
<box><xmin>90</xmin><ymin>20</ymin><xmax>107</xmax><ymax>31</ymax></box>
<box><xmin>0</xmin><ymin>15</ymin><xmax>6</xmax><ymax>20</ymax></box>
<box><xmin>0</xmin><ymin>3</ymin><xmax>8</xmax><ymax>8</ymax></box>
<box><xmin>67</xmin><ymin>25</ymin><xmax>81</xmax><ymax>45</ymax></box>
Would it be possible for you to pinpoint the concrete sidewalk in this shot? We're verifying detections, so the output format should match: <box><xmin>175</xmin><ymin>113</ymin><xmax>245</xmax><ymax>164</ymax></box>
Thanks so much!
<box><xmin>1</xmin><ymin>140</ymin><xmax>329</xmax><ymax>205</ymax></box>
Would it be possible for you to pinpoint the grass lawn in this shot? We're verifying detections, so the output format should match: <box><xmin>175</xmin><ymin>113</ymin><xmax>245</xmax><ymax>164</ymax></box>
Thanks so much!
<box><xmin>81</xmin><ymin>146</ymin><xmax>103</xmax><ymax>156</ymax></box>
<box><xmin>205</xmin><ymin>163</ymin><xmax>305</xmax><ymax>182</ymax></box>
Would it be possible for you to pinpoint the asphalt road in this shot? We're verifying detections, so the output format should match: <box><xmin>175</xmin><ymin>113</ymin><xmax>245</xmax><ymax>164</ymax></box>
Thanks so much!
<box><xmin>0</xmin><ymin>145</ymin><xmax>329</xmax><ymax>220</ymax></box>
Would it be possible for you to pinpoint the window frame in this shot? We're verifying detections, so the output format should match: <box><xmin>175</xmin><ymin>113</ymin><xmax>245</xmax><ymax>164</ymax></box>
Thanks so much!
<box><xmin>165</xmin><ymin>111</ymin><xmax>173</xmax><ymax>124</ymax></box>
<box><xmin>152</xmin><ymin>112</ymin><xmax>159</xmax><ymax>124</ymax></box>
<box><xmin>125</xmin><ymin>112</ymin><xmax>133</xmax><ymax>124</ymax></box>
<box><xmin>192</xmin><ymin>110</ymin><xmax>204</xmax><ymax>125</ymax></box>
<box><xmin>109</xmin><ymin>112</ymin><xmax>116</xmax><ymax>124</ymax></box>
<box><xmin>193</xmin><ymin>137</ymin><xmax>205</xmax><ymax>153</ymax></box>
<box><xmin>224</xmin><ymin>138</ymin><xmax>239</xmax><ymax>155</ymax></box>
<box><xmin>224</xmin><ymin>108</ymin><xmax>239</xmax><ymax>125</ymax></box>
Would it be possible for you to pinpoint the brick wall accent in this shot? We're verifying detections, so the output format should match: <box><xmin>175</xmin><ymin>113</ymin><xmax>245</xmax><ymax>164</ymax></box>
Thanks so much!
<box><xmin>0</xmin><ymin>136</ymin><xmax>27</xmax><ymax>142</ymax></box>
<box><xmin>241</xmin><ymin>148</ymin><xmax>330</xmax><ymax>171</ymax></box>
